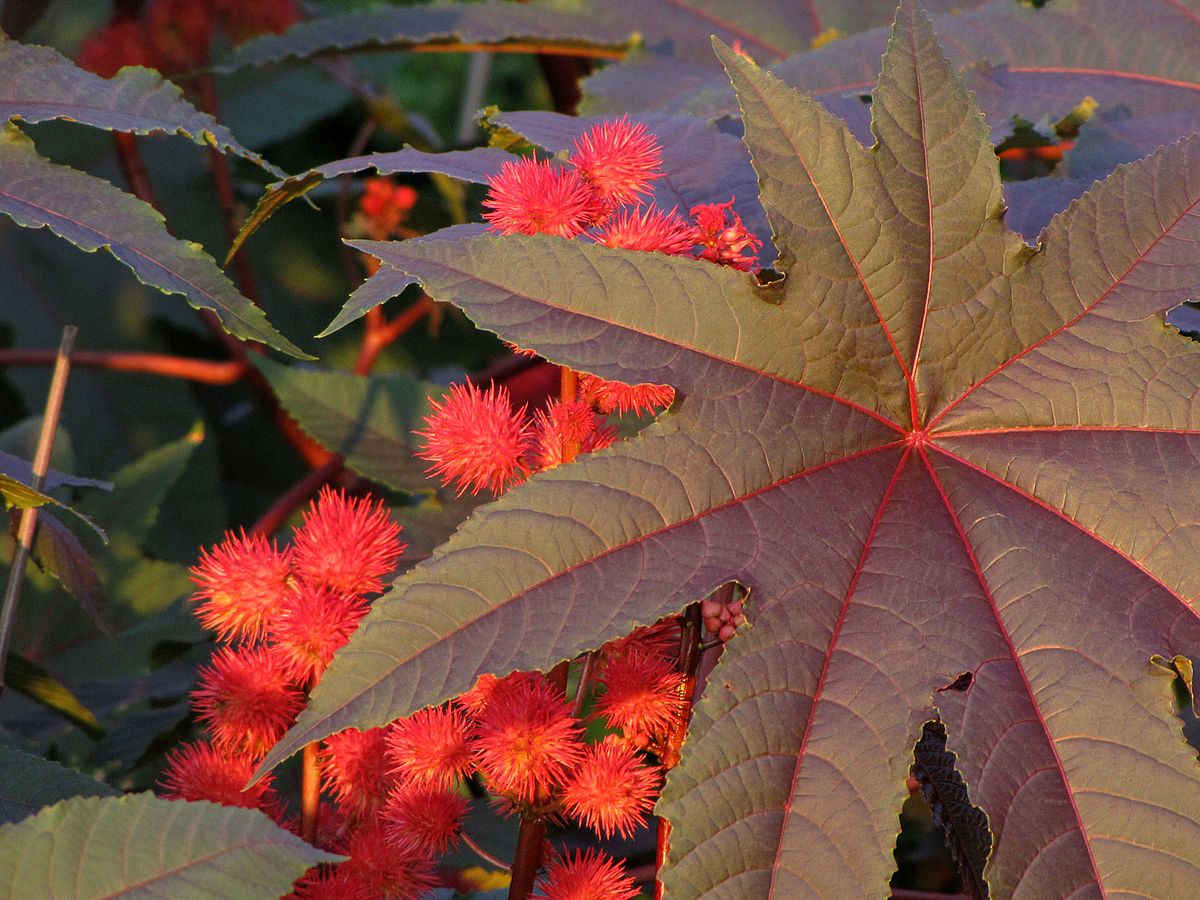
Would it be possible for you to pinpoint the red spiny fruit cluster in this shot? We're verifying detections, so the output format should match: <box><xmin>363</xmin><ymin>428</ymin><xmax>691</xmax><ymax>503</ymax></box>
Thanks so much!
<box><xmin>417</xmin><ymin>118</ymin><xmax>764</xmax><ymax>499</ymax></box>
<box><xmin>78</xmin><ymin>0</ymin><xmax>300</xmax><ymax>77</ymax></box>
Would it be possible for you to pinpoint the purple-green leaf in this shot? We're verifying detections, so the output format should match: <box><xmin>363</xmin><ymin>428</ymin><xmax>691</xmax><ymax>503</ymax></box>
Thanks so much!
<box><xmin>0</xmin><ymin>748</ymin><xmax>120</xmax><ymax>826</ymax></box>
<box><xmin>0</xmin><ymin>793</ymin><xmax>339</xmax><ymax>898</ymax></box>
<box><xmin>0</xmin><ymin>131</ymin><xmax>309</xmax><ymax>359</ymax></box>
<box><xmin>260</xmin><ymin>1</ymin><xmax>1200</xmax><ymax>893</ymax></box>
<box><xmin>221</xmin><ymin>2</ymin><xmax>632</xmax><ymax>70</ymax></box>
<box><xmin>0</xmin><ymin>34</ymin><xmax>283</xmax><ymax>177</ymax></box>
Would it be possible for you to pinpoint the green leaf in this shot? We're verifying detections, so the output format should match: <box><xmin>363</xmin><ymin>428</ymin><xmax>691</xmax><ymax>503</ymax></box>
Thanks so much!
<box><xmin>0</xmin><ymin>449</ymin><xmax>110</xmax><ymax>494</ymax></box>
<box><xmin>258</xmin><ymin>358</ymin><xmax>438</xmax><ymax>492</ymax></box>
<box><xmin>0</xmin><ymin>473</ymin><xmax>55</xmax><ymax>510</ymax></box>
<box><xmin>0</xmin><ymin>793</ymin><xmax>339</xmax><ymax>899</ymax></box>
<box><xmin>78</xmin><ymin>425</ymin><xmax>202</xmax><ymax>546</ymax></box>
<box><xmin>260</xmin><ymin>1</ymin><xmax>1200</xmax><ymax>894</ymax></box>
<box><xmin>229</xmin><ymin>147</ymin><xmax>507</xmax><ymax>269</ymax></box>
<box><xmin>0</xmin><ymin>34</ymin><xmax>284</xmax><ymax>177</ymax></box>
<box><xmin>221</xmin><ymin>2</ymin><xmax>631</xmax><ymax>70</ymax></box>
<box><xmin>0</xmin><ymin>747</ymin><xmax>119</xmax><ymax>825</ymax></box>
<box><xmin>0</xmin><ymin>131</ymin><xmax>310</xmax><ymax>359</ymax></box>
<box><xmin>5</xmin><ymin>652</ymin><xmax>103</xmax><ymax>739</ymax></box>
<box><xmin>28</xmin><ymin>511</ymin><xmax>111</xmax><ymax>637</ymax></box>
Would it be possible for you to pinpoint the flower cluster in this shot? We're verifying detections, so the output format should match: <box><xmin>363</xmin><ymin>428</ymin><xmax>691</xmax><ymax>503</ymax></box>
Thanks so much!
<box><xmin>417</xmin><ymin>118</ymin><xmax>764</xmax><ymax>498</ymax></box>
<box><xmin>78</xmin><ymin>0</ymin><xmax>300</xmax><ymax>77</ymax></box>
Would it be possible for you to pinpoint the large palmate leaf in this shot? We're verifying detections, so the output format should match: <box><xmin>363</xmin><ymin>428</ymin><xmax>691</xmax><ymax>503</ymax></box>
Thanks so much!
<box><xmin>587</xmin><ymin>0</ymin><xmax>1200</xmax><ymax>174</ymax></box>
<box><xmin>0</xmin><ymin>130</ymin><xmax>308</xmax><ymax>358</ymax></box>
<box><xmin>222</xmin><ymin>1</ymin><xmax>631</xmax><ymax>70</ymax></box>
<box><xmin>0</xmin><ymin>35</ymin><xmax>282</xmax><ymax>176</ymax></box>
<box><xmin>260</xmin><ymin>2</ymin><xmax>1200</xmax><ymax>894</ymax></box>
<box><xmin>0</xmin><ymin>793</ymin><xmax>337</xmax><ymax>898</ymax></box>
<box><xmin>0</xmin><ymin>747</ymin><xmax>119</xmax><ymax>825</ymax></box>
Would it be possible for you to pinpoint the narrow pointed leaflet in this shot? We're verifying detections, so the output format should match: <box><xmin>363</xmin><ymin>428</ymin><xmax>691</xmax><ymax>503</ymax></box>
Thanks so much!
<box><xmin>260</xmin><ymin>1</ymin><xmax>1200</xmax><ymax>894</ymax></box>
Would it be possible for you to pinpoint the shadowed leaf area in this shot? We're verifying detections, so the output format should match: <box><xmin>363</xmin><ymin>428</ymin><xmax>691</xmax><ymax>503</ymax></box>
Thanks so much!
<box><xmin>261</xmin><ymin>1</ymin><xmax>1200</xmax><ymax>894</ymax></box>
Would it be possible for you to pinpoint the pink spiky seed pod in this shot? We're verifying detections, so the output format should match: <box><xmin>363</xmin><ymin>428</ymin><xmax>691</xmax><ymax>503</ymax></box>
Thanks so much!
<box><xmin>561</xmin><ymin>737</ymin><xmax>661</xmax><ymax>839</ymax></box>
<box><xmin>329</xmin><ymin>824</ymin><xmax>438</xmax><ymax>900</ymax></box>
<box><xmin>570</xmin><ymin>117</ymin><xmax>663</xmax><ymax>208</ymax></box>
<box><xmin>190</xmin><ymin>530</ymin><xmax>293</xmax><ymax>644</ymax></box>
<box><xmin>471</xmin><ymin>676</ymin><xmax>585</xmax><ymax>805</ymax></box>
<box><xmin>577</xmin><ymin>374</ymin><xmax>675</xmax><ymax>417</ymax></box>
<box><xmin>292</xmin><ymin>487</ymin><xmax>405</xmax><ymax>598</ymax></box>
<box><xmin>320</xmin><ymin>727</ymin><xmax>397</xmax><ymax>820</ymax></box>
<box><xmin>595</xmin><ymin>647</ymin><xmax>687</xmax><ymax>741</ymax></box>
<box><xmin>415</xmin><ymin>381</ymin><xmax>535</xmax><ymax>497</ymax></box>
<box><xmin>530</xmin><ymin>399</ymin><xmax>617</xmax><ymax>471</ymax></box>
<box><xmin>267</xmin><ymin>582</ymin><xmax>370</xmax><ymax>685</ymax></box>
<box><xmin>455</xmin><ymin>670</ymin><xmax>541</xmax><ymax>719</ymax></box>
<box><xmin>159</xmin><ymin>740</ymin><xmax>282</xmax><ymax>816</ymax></box>
<box><xmin>385</xmin><ymin>705</ymin><xmax>474</xmax><ymax>789</ymax></box>
<box><xmin>382</xmin><ymin>782</ymin><xmax>469</xmax><ymax>855</ymax></box>
<box><xmin>593</xmin><ymin>205</ymin><xmax>695</xmax><ymax>256</ymax></box>
<box><xmin>191</xmin><ymin>645</ymin><xmax>306</xmax><ymax>757</ymax></box>
<box><xmin>534</xmin><ymin>849</ymin><xmax>640</xmax><ymax>900</ymax></box>
<box><xmin>483</xmin><ymin>158</ymin><xmax>603</xmax><ymax>238</ymax></box>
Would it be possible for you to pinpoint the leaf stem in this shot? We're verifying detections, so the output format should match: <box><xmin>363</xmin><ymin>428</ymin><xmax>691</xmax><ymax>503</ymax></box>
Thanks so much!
<box><xmin>250</xmin><ymin>457</ymin><xmax>344</xmax><ymax>537</ymax></box>
<box><xmin>508</xmin><ymin>813</ymin><xmax>546</xmax><ymax>900</ymax></box>
<box><xmin>0</xmin><ymin>326</ymin><xmax>77</xmax><ymax>698</ymax></box>
<box><xmin>352</xmin><ymin>296</ymin><xmax>434</xmax><ymax>375</ymax></box>
<box><xmin>300</xmin><ymin>740</ymin><xmax>321</xmax><ymax>845</ymax></box>
<box><xmin>461</xmin><ymin>830</ymin><xmax>512</xmax><ymax>871</ymax></box>
<box><xmin>0</xmin><ymin>349</ymin><xmax>245</xmax><ymax>384</ymax></box>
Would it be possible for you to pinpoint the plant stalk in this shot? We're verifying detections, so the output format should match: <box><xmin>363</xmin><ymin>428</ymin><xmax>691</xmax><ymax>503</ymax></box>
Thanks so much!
<box><xmin>0</xmin><ymin>349</ymin><xmax>244</xmax><ymax>384</ymax></box>
<box><xmin>0</xmin><ymin>326</ymin><xmax>77</xmax><ymax>697</ymax></box>
<box><xmin>508</xmin><ymin>812</ymin><xmax>547</xmax><ymax>900</ymax></box>
<box><xmin>300</xmin><ymin>740</ymin><xmax>321</xmax><ymax>844</ymax></box>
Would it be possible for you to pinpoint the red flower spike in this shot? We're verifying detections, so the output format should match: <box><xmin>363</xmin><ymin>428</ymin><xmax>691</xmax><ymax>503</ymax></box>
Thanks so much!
<box><xmin>190</xmin><ymin>530</ymin><xmax>293</xmax><ymax>643</ymax></box>
<box><xmin>192</xmin><ymin>645</ymin><xmax>305</xmax><ymax>757</ymax></box>
<box><xmin>359</xmin><ymin>177</ymin><xmax>419</xmax><ymax>240</ymax></box>
<box><xmin>690</xmin><ymin>198</ymin><xmax>763</xmax><ymax>271</ymax></box>
<box><xmin>77</xmin><ymin>21</ymin><xmax>157</xmax><ymax>77</ymax></box>
<box><xmin>578</xmin><ymin>374</ymin><xmax>675</xmax><ymax>417</ymax></box>
<box><xmin>268</xmin><ymin>583</ymin><xmax>370</xmax><ymax>684</ymax></box>
<box><xmin>595</xmin><ymin>648</ymin><xmax>687</xmax><ymax>740</ymax></box>
<box><xmin>293</xmin><ymin>487</ymin><xmax>405</xmax><ymax>597</ymax></box>
<box><xmin>593</xmin><ymin>206</ymin><xmax>695</xmax><ymax>256</ymax></box>
<box><xmin>455</xmin><ymin>670</ymin><xmax>540</xmax><ymax>719</ymax></box>
<box><xmin>333</xmin><ymin>825</ymin><xmax>438</xmax><ymax>900</ymax></box>
<box><xmin>534</xmin><ymin>849</ymin><xmax>640</xmax><ymax>900</ymax></box>
<box><xmin>321</xmin><ymin>727</ymin><xmax>397</xmax><ymax>819</ymax></box>
<box><xmin>561</xmin><ymin>737</ymin><xmax>661</xmax><ymax>839</ymax></box>
<box><xmin>531</xmin><ymin>400</ymin><xmax>617</xmax><ymax>471</ymax></box>
<box><xmin>472</xmin><ymin>677</ymin><xmax>585</xmax><ymax>804</ymax></box>
<box><xmin>570</xmin><ymin>117</ymin><xmax>663</xmax><ymax>207</ymax></box>
<box><xmin>483</xmin><ymin>158</ymin><xmax>602</xmax><ymax>238</ymax></box>
<box><xmin>386</xmin><ymin>705</ymin><xmax>474</xmax><ymax>789</ymax></box>
<box><xmin>416</xmin><ymin>381</ymin><xmax>534</xmax><ymax>497</ymax></box>
<box><xmin>215</xmin><ymin>0</ymin><xmax>302</xmax><ymax>44</ymax></box>
<box><xmin>383</xmin><ymin>783</ymin><xmax>469</xmax><ymax>855</ymax></box>
<box><xmin>159</xmin><ymin>740</ymin><xmax>282</xmax><ymax>815</ymax></box>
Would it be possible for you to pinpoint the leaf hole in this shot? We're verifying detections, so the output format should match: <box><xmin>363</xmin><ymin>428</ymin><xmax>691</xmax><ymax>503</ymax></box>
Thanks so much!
<box><xmin>891</xmin><ymin>718</ymin><xmax>991</xmax><ymax>899</ymax></box>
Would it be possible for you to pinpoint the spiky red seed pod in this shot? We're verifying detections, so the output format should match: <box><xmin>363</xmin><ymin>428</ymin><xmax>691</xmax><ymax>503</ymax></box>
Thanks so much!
<box><xmin>159</xmin><ymin>740</ymin><xmax>281</xmax><ymax>815</ymax></box>
<box><xmin>530</xmin><ymin>400</ymin><xmax>617</xmax><ymax>471</ymax></box>
<box><xmin>145</xmin><ymin>0</ymin><xmax>215</xmax><ymax>74</ymax></box>
<box><xmin>595</xmin><ymin>648</ymin><xmax>687</xmax><ymax>740</ymax></box>
<box><xmin>570</xmin><ymin>117</ymin><xmax>663</xmax><ymax>208</ymax></box>
<box><xmin>578</xmin><ymin>374</ymin><xmax>676</xmax><ymax>417</ymax></box>
<box><xmin>383</xmin><ymin>782</ymin><xmax>469</xmax><ymax>855</ymax></box>
<box><xmin>321</xmin><ymin>727</ymin><xmax>397</xmax><ymax>819</ymax></box>
<box><xmin>601</xmin><ymin>619</ymin><xmax>681</xmax><ymax>668</ymax></box>
<box><xmin>214</xmin><ymin>0</ymin><xmax>302</xmax><ymax>44</ymax></box>
<box><xmin>268</xmin><ymin>583</ymin><xmax>370</xmax><ymax>684</ymax></box>
<box><xmin>593</xmin><ymin>205</ymin><xmax>694</xmax><ymax>255</ymax></box>
<box><xmin>333</xmin><ymin>824</ymin><xmax>438</xmax><ymax>900</ymax></box>
<box><xmin>192</xmin><ymin>645</ymin><xmax>306</xmax><ymax>757</ymax></box>
<box><xmin>472</xmin><ymin>677</ymin><xmax>585</xmax><ymax>804</ymax></box>
<box><xmin>535</xmin><ymin>849</ymin><xmax>640</xmax><ymax>900</ymax></box>
<box><xmin>386</xmin><ymin>705</ymin><xmax>474</xmax><ymax>789</ymax></box>
<box><xmin>77</xmin><ymin>20</ymin><xmax>157</xmax><ymax>77</ymax></box>
<box><xmin>415</xmin><ymin>381</ymin><xmax>534</xmax><ymax>497</ymax></box>
<box><xmin>483</xmin><ymin>158</ymin><xmax>603</xmax><ymax>238</ymax></box>
<box><xmin>190</xmin><ymin>530</ymin><xmax>293</xmax><ymax>643</ymax></box>
<box><xmin>561</xmin><ymin>737</ymin><xmax>661</xmax><ymax>839</ymax></box>
<box><xmin>292</xmin><ymin>487</ymin><xmax>405</xmax><ymax>598</ymax></box>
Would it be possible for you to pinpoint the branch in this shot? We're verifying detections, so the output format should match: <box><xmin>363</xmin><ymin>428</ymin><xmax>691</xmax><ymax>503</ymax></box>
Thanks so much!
<box><xmin>0</xmin><ymin>349</ymin><xmax>245</xmax><ymax>384</ymax></box>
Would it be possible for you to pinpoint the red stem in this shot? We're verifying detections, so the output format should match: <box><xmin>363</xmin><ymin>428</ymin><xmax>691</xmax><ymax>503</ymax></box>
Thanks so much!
<box><xmin>0</xmin><ymin>349</ymin><xmax>245</xmax><ymax>384</ymax></box>
<box><xmin>251</xmin><ymin>457</ymin><xmax>344</xmax><ymax>537</ymax></box>
<box><xmin>352</xmin><ymin>297</ymin><xmax>433</xmax><ymax>375</ymax></box>
<box><xmin>300</xmin><ymin>741</ymin><xmax>321</xmax><ymax>844</ymax></box>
